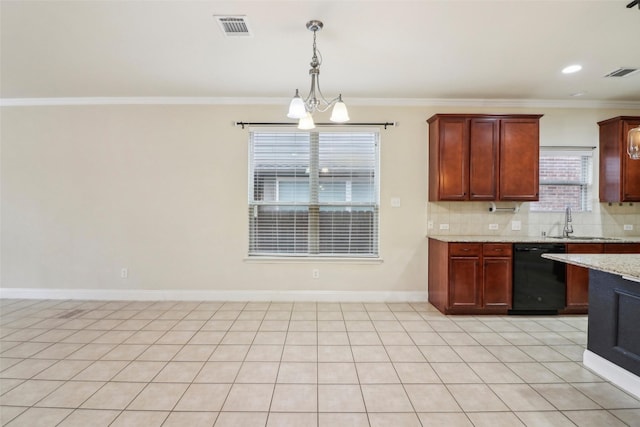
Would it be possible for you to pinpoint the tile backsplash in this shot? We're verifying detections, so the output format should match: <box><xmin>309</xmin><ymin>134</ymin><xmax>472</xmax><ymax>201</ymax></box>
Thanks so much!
<box><xmin>427</xmin><ymin>201</ymin><xmax>640</xmax><ymax>237</ymax></box>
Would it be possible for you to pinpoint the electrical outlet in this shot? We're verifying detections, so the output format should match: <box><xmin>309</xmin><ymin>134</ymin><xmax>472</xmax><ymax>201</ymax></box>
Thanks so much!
<box><xmin>312</xmin><ymin>269</ymin><xmax>320</xmax><ymax>279</ymax></box>
<box><xmin>391</xmin><ymin>197</ymin><xmax>401</xmax><ymax>208</ymax></box>
<box><xmin>439</xmin><ymin>223</ymin><xmax>449</xmax><ymax>230</ymax></box>
<box><xmin>427</xmin><ymin>221</ymin><xmax>434</xmax><ymax>229</ymax></box>
<box><xmin>511</xmin><ymin>220</ymin><xmax>522</xmax><ymax>231</ymax></box>
<box><xmin>120</xmin><ymin>268</ymin><xmax>128</xmax><ymax>279</ymax></box>
<box><xmin>624</xmin><ymin>224</ymin><xmax>634</xmax><ymax>231</ymax></box>
<box><xmin>489</xmin><ymin>224</ymin><xmax>499</xmax><ymax>230</ymax></box>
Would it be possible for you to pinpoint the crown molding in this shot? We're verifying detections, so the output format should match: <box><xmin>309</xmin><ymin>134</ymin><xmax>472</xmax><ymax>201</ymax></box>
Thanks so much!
<box><xmin>1</xmin><ymin>96</ymin><xmax>639</xmax><ymax>110</ymax></box>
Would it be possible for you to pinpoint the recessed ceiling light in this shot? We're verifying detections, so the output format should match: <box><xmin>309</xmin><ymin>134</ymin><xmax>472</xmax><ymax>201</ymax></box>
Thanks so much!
<box><xmin>562</xmin><ymin>64</ymin><xmax>582</xmax><ymax>74</ymax></box>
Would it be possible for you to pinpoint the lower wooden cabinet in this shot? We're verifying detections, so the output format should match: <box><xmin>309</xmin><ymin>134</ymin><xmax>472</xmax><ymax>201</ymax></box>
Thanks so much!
<box><xmin>448</xmin><ymin>243</ymin><xmax>482</xmax><ymax>309</ymax></box>
<box><xmin>483</xmin><ymin>244</ymin><xmax>513</xmax><ymax>309</ymax></box>
<box><xmin>564</xmin><ymin>243</ymin><xmax>603</xmax><ymax>313</ymax></box>
<box><xmin>429</xmin><ymin>239</ymin><xmax>512</xmax><ymax>314</ymax></box>
<box><xmin>430</xmin><ymin>239</ymin><xmax>639</xmax><ymax>315</ymax></box>
<box><xmin>561</xmin><ymin>243</ymin><xmax>639</xmax><ymax>314</ymax></box>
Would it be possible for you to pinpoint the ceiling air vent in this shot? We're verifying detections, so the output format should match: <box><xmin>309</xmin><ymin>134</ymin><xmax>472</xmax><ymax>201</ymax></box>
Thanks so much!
<box><xmin>214</xmin><ymin>15</ymin><xmax>252</xmax><ymax>37</ymax></box>
<box><xmin>604</xmin><ymin>67</ymin><xmax>639</xmax><ymax>78</ymax></box>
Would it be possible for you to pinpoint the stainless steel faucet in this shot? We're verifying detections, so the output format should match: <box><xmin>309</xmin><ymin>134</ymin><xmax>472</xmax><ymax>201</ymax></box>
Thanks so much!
<box><xmin>563</xmin><ymin>206</ymin><xmax>573</xmax><ymax>238</ymax></box>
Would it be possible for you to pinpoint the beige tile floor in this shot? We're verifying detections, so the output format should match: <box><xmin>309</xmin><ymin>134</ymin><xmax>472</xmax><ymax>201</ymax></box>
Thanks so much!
<box><xmin>1</xmin><ymin>299</ymin><xmax>639</xmax><ymax>426</ymax></box>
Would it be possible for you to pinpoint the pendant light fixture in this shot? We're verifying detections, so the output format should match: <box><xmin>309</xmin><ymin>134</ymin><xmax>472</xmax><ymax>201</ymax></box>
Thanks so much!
<box><xmin>629</xmin><ymin>125</ymin><xmax>640</xmax><ymax>159</ymax></box>
<box><xmin>287</xmin><ymin>20</ymin><xmax>349</xmax><ymax>129</ymax></box>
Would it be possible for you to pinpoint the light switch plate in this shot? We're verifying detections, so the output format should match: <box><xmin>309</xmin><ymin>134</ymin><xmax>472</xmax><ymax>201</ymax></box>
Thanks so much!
<box><xmin>439</xmin><ymin>223</ymin><xmax>449</xmax><ymax>230</ymax></box>
<box><xmin>624</xmin><ymin>224</ymin><xmax>633</xmax><ymax>231</ymax></box>
<box><xmin>489</xmin><ymin>224</ymin><xmax>499</xmax><ymax>230</ymax></box>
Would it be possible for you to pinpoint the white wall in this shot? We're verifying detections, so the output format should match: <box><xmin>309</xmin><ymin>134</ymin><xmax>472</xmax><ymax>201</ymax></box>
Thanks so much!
<box><xmin>1</xmin><ymin>103</ymin><xmax>638</xmax><ymax>299</ymax></box>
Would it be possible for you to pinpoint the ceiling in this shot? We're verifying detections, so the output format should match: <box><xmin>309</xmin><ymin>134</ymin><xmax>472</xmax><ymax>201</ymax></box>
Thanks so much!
<box><xmin>2</xmin><ymin>0</ymin><xmax>640</xmax><ymax>106</ymax></box>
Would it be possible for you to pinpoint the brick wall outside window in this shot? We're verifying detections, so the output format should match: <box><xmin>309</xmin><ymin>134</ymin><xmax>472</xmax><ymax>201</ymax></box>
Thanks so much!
<box><xmin>530</xmin><ymin>152</ymin><xmax>593</xmax><ymax>212</ymax></box>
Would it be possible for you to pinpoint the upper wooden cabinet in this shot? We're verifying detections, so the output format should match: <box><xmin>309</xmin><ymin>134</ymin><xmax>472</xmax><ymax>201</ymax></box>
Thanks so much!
<box><xmin>428</xmin><ymin>114</ymin><xmax>542</xmax><ymax>201</ymax></box>
<box><xmin>598</xmin><ymin>116</ymin><xmax>640</xmax><ymax>202</ymax></box>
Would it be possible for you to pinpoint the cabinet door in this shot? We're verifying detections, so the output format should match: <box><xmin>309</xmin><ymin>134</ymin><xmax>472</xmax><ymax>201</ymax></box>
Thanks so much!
<box><xmin>449</xmin><ymin>256</ymin><xmax>482</xmax><ymax>309</ymax></box>
<box><xmin>599</xmin><ymin>118</ymin><xmax>623</xmax><ymax>202</ymax></box>
<box><xmin>435</xmin><ymin>117</ymin><xmax>469</xmax><ymax>200</ymax></box>
<box><xmin>469</xmin><ymin>118</ymin><xmax>498</xmax><ymax>200</ymax></box>
<box><xmin>566</xmin><ymin>243</ymin><xmax>603</xmax><ymax>311</ymax></box>
<box><xmin>499</xmin><ymin>119</ymin><xmax>540</xmax><ymax>201</ymax></box>
<box><xmin>622</xmin><ymin>119</ymin><xmax>640</xmax><ymax>201</ymax></box>
<box><xmin>598</xmin><ymin>116</ymin><xmax>640</xmax><ymax>202</ymax></box>
<box><xmin>483</xmin><ymin>257</ymin><xmax>512</xmax><ymax>308</ymax></box>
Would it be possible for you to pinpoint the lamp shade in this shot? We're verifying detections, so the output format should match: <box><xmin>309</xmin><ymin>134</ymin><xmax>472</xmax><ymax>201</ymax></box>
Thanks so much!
<box><xmin>330</xmin><ymin>99</ymin><xmax>350</xmax><ymax>123</ymax></box>
<box><xmin>629</xmin><ymin>126</ymin><xmax>640</xmax><ymax>160</ymax></box>
<box><xmin>298</xmin><ymin>112</ymin><xmax>315</xmax><ymax>130</ymax></box>
<box><xmin>287</xmin><ymin>92</ymin><xmax>307</xmax><ymax>119</ymax></box>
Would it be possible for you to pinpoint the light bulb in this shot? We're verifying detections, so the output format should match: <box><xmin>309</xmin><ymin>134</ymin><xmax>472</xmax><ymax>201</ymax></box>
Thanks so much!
<box><xmin>330</xmin><ymin>96</ymin><xmax>350</xmax><ymax>123</ymax></box>
<box><xmin>298</xmin><ymin>112</ymin><xmax>315</xmax><ymax>130</ymax></box>
<box><xmin>287</xmin><ymin>90</ymin><xmax>306</xmax><ymax>119</ymax></box>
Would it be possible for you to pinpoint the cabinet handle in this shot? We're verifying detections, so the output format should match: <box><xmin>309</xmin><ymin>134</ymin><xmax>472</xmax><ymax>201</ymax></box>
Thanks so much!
<box><xmin>462</xmin><ymin>248</ymin><xmax>470</xmax><ymax>251</ymax></box>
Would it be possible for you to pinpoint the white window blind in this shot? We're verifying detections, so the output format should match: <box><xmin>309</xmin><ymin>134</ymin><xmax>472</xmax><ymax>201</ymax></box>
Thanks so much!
<box><xmin>248</xmin><ymin>129</ymin><xmax>380</xmax><ymax>257</ymax></box>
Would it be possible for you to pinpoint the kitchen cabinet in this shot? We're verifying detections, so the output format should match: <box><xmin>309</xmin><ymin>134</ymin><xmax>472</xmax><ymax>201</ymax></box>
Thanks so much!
<box><xmin>482</xmin><ymin>244</ymin><xmax>513</xmax><ymax>309</ymax></box>
<box><xmin>598</xmin><ymin>116</ymin><xmax>640</xmax><ymax>202</ymax></box>
<box><xmin>449</xmin><ymin>243</ymin><xmax>483</xmax><ymax>309</ymax></box>
<box><xmin>428</xmin><ymin>114</ymin><xmax>542</xmax><ymax>202</ymax></box>
<box><xmin>565</xmin><ymin>243</ymin><xmax>603</xmax><ymax>313</ymax></box>
<box><xmin>428</xmin><ymin>239</ymin><xmax>512</xmax><ymax>314</ymax></box>
<box><xmin>563</xmin><ymin>242</ymin><xmax>640</xmax><ymax>314</ymax></box>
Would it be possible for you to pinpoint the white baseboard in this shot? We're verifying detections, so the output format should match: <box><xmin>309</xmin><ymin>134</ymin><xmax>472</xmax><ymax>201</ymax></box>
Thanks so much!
<box><xmin>0</xmin><ymin>287</ymin><xmax>428</xmax><ymax>303</ymax></box>
<box><xmin>583</xmin><ymin>350</ymin><xmax>640</xmax><ymax>399</ymax></box>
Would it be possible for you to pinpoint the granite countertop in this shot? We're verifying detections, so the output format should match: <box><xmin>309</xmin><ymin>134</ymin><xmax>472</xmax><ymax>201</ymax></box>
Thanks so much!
<box><xmin>542</xmin><ymin>253</ymin><xmax>640</xmax><ymax>282</ymax></box>
<box><xmin>428</xmin><ymin>235</ymin><xmax>640</xmax><ymax>243</ymax></box>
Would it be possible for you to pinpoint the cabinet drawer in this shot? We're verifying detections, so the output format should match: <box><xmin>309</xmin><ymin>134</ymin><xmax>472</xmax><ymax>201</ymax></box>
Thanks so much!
<box><xmin>450</xmin><ymin>243</ymin><xmax>482</xmax><ymax>256</ymax></box>
<box><xmin>604</xmin><ymin>243</ymin><xmax>640</xmax><ymax>253</ymax></box>
<box><xmin>483</xmin><ymin>243</ymin><xmax>513</xmax><ymax>257</ymax></box>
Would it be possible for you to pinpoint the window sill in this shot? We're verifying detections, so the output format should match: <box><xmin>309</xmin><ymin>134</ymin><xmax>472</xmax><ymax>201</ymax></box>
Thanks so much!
<box><xmin>243</xmin><ymin>256</ymin><xmax>383</xmax><ymax>265</ymax></box>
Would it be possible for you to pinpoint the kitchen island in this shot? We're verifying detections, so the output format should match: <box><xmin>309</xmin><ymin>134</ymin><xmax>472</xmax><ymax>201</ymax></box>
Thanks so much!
<box><xmin>542</xmin><ymin>253</ymin><xmax>640</xmax><ymax>399</ymax></box>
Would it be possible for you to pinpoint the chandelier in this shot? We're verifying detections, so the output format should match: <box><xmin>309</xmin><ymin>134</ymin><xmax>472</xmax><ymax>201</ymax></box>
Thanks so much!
<box><xmin>287</xmin><ymin>20</ymin><xmax>349</xmax><ymax>130</ymax></box>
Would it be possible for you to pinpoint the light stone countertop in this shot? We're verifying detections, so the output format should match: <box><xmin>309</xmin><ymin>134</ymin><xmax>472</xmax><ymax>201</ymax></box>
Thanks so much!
<box><xmin>542</xmin><ymin>253</ymin><xmax>640</xmax><ymax>281</ymax></box>
<box><xmin>427</xmin><ymin>235</ymin><xmax>640</xmax><ymax>243</ymax></box>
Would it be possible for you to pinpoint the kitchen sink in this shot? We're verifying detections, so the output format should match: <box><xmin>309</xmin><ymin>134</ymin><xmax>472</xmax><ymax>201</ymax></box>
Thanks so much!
<box><xmin>547</xmin><ymin>236</ymin><xmax>621</xmax><ymax>241</ymax></box>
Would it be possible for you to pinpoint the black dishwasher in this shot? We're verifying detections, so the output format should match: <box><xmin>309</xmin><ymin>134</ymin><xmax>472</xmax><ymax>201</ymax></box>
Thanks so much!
<box><xmin>510</xmin><ymin>243</ymin><xmax>566</xmax><ymax>315</ymax></box>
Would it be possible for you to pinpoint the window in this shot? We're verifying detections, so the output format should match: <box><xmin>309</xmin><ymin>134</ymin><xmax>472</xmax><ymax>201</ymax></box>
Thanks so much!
<box><xmin>248</xmin><ymin>129</ymin><xmax>380</xmax><ymax>257</ymax></box>
<box><xmin>530</xmin><ymin>148</ymin><xmax>593</xmax><ymax>212</ymax></box>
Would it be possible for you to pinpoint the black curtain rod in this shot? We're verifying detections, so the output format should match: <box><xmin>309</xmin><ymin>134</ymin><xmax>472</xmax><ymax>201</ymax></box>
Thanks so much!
<box><xmin>234</xmin><ymin>121</ymin><xmax>397</xmax><ymax>130</ymax></box>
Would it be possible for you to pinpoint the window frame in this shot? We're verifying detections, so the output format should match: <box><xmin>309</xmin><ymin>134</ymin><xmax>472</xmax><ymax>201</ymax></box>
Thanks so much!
<box><xmin>530</xmin><ymin>147</ymin><xmax>594</xmax><ymax>213</ymax></box>
<box><xmin>247</xmin><ymin>127</ymin><xmax>381</xmax><ymax>258</ymax></box>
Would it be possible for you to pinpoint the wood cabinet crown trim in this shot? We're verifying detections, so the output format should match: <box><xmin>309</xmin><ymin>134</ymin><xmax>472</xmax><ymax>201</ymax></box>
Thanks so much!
<box><xmin>427</xmin><ymin>113</ymin><xmax>544</xmax><ymax>123</ymax></box>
